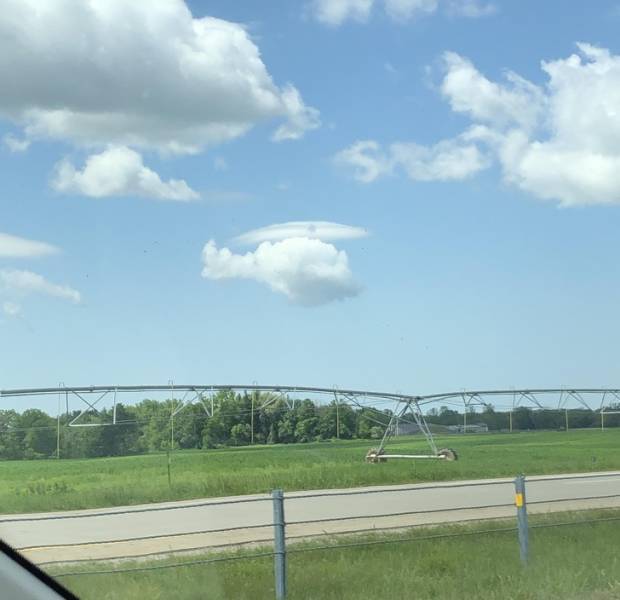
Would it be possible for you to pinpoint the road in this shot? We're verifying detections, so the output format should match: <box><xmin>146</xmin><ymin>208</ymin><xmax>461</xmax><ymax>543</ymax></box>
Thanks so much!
<box><xmin>1</xmin><ymin>471</ymin><xmax>619</xmax><ymax>566</ymax></box>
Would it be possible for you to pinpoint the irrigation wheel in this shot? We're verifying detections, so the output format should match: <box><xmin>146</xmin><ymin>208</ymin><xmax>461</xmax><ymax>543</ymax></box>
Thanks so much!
<box><xmin>365</xmin><ymin>448</ymin><xmax>387</xmax><ymax>463</ymax></box>
<box><xmin>437</xmin><ymin>448</ymin><xmax>458</xmax><ymax>461</ymax></box>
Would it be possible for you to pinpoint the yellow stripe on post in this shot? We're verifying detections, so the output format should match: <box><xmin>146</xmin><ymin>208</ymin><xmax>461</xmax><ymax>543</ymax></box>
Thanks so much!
<box><xmin>515</xmin><ymin>493</ymin><xmax>524</xmax><ymax>508</ymax></box>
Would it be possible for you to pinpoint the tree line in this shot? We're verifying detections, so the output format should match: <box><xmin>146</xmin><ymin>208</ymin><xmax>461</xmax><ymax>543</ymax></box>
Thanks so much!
<box><xmin>0</xmin><ymin>392</ymin><xmax>618</xmax><ymax>460</ymax></box>
<box><xmin>0</xmin><ymin>391</ymin><xmax>388</xmax><ymax>460</ymax></box>
<box><xmin>426</xmin><ymin>404</ymin><xmax>620</xmax><ymax>431</ymax></box>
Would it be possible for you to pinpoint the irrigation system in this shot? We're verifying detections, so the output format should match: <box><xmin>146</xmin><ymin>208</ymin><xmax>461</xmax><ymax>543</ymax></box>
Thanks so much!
<box><xmin>1</xmin><ymin>385</ymin><xmax>619</xmax><ymax>462</ymax></box>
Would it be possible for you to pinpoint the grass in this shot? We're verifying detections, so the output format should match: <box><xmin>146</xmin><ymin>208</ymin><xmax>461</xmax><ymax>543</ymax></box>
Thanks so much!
<box><xmin>51</xmin><ymin>509</ymin><xmax>620</xmax><ymax>600</ymax></box>
<box><xmin>1</xmin><ymin>429</ymin><xmax>619</xmax><ymax>514</ymax></box>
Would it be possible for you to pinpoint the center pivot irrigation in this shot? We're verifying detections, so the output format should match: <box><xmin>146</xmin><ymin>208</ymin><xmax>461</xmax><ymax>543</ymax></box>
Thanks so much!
<box><xmin>364</xmin><ymin>395</ymin><xmax>458</xmax><ymax>463</ymax></box>
<box><xmin>2</xmin><ymin>385</ymin><xmax>619</xmax><ymax>463</ymax></box>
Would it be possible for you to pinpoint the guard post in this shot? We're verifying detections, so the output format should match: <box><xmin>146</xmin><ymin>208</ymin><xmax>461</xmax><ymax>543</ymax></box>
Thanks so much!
<box><xmin>272</xmin><ymin>489</ymin><xmax>287</xmax><ymax>599</ymax></box>
<box><xmin>514</xmin><ymin>474</ymin><xmax>529</xmax><ymax>565</ymax></box>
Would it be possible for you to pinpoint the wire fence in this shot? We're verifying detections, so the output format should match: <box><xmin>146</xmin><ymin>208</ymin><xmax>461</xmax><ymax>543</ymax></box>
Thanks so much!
<box><xmin>4</xmin><ymin>471</ymin><xmax>620</xmax><ymax>599</ymax></box>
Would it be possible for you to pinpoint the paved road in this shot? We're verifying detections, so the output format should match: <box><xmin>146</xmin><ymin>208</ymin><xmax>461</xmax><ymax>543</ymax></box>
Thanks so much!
<box><xmin>1</xmin><ymin>471</ymin><xmax>619</xmax><ymax>566</ymax></box>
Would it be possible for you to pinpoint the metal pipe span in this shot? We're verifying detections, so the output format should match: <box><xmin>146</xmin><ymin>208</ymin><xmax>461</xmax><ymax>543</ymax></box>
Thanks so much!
<box><xmin>1</xmin><ymin>385</ymin><xmax>620</xmax><ymax>406</ymax></box>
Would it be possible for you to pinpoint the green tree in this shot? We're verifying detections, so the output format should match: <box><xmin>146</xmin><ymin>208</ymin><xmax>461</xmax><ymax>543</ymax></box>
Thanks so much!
<box><xmin>230</xmin><ymin>423</ymin><xmax>251</xmax><ymax>446</ymax></box>
<box><xmin>0</xmin><ymin>410</ymin><xmax>23</xmax><ymax>459</ymax></box>
<box><xmin>19</xmin><ymin>409</ymin><xmax>55</xmax><ymax>458</ymax></box>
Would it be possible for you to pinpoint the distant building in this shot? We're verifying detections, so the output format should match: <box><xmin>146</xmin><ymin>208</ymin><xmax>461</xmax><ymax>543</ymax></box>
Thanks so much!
<box><xmin>392</xmin><ymin>421</ymin><xmax>489</xmax><ymax>436</ymax></box>
<box><xmin>393</xmin><ymin>422</ymin><xmax>421</xmax><ymax>436</ymax></box>
<box><xmin>446</xmin><ymin>423</ymin><xmax>489</xmax><ymax>434</ymax></box>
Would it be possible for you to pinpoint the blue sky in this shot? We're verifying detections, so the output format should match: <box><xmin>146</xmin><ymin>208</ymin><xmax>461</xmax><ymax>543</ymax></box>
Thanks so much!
<box><xmin>2</xmin><ymin>0</ymin><xmax>620</xmax><ymax>413</ymax></box>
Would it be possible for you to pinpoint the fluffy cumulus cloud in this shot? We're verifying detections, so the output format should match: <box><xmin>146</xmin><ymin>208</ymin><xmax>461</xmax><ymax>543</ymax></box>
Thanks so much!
<box><xmin>202</xmin><ymin>222</ymin><xmax>366</xmax><ymax>306</ymax></box>
<box><xmin>335</xmin><ymin>136</ymin><xmax>488</xmax><ymax>182</ymax></box>
<box><xmin>338</xmin><ymin>44</ymin><xmax>620</xmax><ymax>207</ymax></box>
<box><xmin>0</xmin><ymin>233</ymin><xmax>59</xmax><ymax>259</ymax></box>
<box><xmin>0</xmin><ymin>269</ymin><xmax>81</xmax><ymax>304</ymax></box>
<box><xmin>272</xmin><ymin>86</ymin><xmax>322</xmax><ymax>142</ymax></box>
<box><xmin>440</xmin><ymin>52</ymin><xmax>545</xmax><ymax>131</ymax></box>
<box><xmin>0</xmin><ymin>0</ymin><xmax>319</xmax><ymax>154</ymax></box>
<box><xmin>234</xmin><ymin>221</ymin><xmax>368</xmax><ymax>245</ymax></box>
<box><xmin>52</xmin><ymin>146</ymin><xmax>199</xmax><ymax>201</ymax></box>
<box><xmin>309</xmin><ymin>0</ymin><xmax>494</xmax><ymax>25</ymax></box>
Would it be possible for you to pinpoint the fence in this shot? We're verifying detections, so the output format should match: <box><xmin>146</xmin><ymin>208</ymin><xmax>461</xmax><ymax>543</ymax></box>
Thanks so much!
<box><xmin>3</xmin><ymin>472</ymin><xmax>620</xmax><ymax>598</ymax></box>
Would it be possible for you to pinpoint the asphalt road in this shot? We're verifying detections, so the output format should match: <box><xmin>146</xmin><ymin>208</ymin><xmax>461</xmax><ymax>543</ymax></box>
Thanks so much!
<box><xmin>2</xmin><ymin>471</ymin><xmax>619</xmax><ymax>566</ymax></box>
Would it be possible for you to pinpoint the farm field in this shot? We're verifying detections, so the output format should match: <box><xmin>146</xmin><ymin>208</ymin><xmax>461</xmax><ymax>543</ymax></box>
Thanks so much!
<box><xmin>1</xmin><ymin>429</ymin><xmax>619</xmax><ymax>514</ymax></box>
<box><xmin>53</xmin><ymin>509</ymin><xmax>620</xmax><ymax>600</ymax></box>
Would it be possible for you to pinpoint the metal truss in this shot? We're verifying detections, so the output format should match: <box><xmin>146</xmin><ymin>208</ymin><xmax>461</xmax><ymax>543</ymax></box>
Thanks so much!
<box><xmin>418</xmin><ymin>388</ymin><xmax>620</xmax><ymax>411</ymax></box>
<box><xmin>2</xmin><ymin>385</ymin><xmax>620</xmax><ymax>461</ymax></box>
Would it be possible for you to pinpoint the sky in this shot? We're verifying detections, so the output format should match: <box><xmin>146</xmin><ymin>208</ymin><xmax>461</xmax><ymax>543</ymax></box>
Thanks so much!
<box><xmin>2</xmin><ymin>0</ymin><xmax>620</xmax><ymax>413</ymax></box>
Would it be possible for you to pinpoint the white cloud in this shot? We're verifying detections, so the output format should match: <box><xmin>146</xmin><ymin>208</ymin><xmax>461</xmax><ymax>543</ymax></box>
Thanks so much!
<box><xmin>309</xmin><ymin>0</ymin><xmax>494</xmax><ymax>25</ymax></box>
<box><xmin>390</xmin><ymin>139</ymin><xmax>489</xmax><ymax>180</ymax></box>
<box><xmin>334</xmin><ymin>140</ymin><xmax>392</xmax><ymax>183</ymax></box>
<box><xmin>2</xmin><ymin>301</ymin><xmax>21</xmax><ymax>317</ymax></box>
<box><xmin>0</xmin><ymin>234</ymin><xmax>81</xmax><ymax>314</ymax></box>
<box><xmin>310</xmin><ymin>0</ymin><xmax>375</xmax><ymax>26</ymax></box>
<box><xmin>384</xmin><ymin>0</ymin><xmax>438</xmax><ymax>21</ymax></box>
<box><xmin>440</xmin><ymin>52</ymin><xmax>545</xmax><ymax>131</ymax></box>
<box><xmin>444</xmin><ymin>44</ymin><xmax>620</xmax><ymax>206</ymax></box>
<box><xmin>336</xmin><ymin>136</ymin><xmax>488</xmax><ymax>182</ymax></box>
<box><xmin>201</xmin><ymin>237</ymin><xmax>362</xmax><ymax>306</ymax></box>
<box><xmin>272</xmin><ymin>85</ymin><xmax>321</xmax><ymax>141</ymax></box>
<box><xmin>3</xmin><ymin>133</ymin><xmax>30</xmax><ymax>153</ymax></box>
<box><xmin>0</xmin><ymin>233</ymin><xmax>59</xmax><ymax>259</ymax></box>
<box><xmin>446</xmin><ymin>0</ymin><xmax>496</xmax><ymax>17</ymax></box>
<box><xmin>234</xmin><ymin>221</ymin><xmax>369</xmax><ymax>245</ymax></box>
<box><xmin>52</xmin><ymin>146</ymin><xmax>199</xmax><ymax>201</ymax></box>
<box><xmin>0</xmin><ymin>0</ymin><xmax>318</xmax><ymax>153</ymax></box>
<box><xmin>339</xmin><ymin>44</ymin><xmax>620</xmax><ymax>206</ymax></box>
<box><xmin>0</xmin><ymin>269</ymin><xmax>81</xmax><ymax>304</ymax></box>
<box><xmin>500</xmin><ymin>134</ymin><xmax>620</xmax><ymax>206</ymax></box>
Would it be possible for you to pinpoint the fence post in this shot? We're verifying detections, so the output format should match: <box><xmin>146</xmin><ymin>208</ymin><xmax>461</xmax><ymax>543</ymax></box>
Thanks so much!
<box><xmin>514</xmin><ymin>474</ymin><xmax>529</xmax><ymax>565</ymax></box>
<box><xmin>272</xmin><ymin>489</ymin><xmax>287</xmax><ymax>599</ymax></box>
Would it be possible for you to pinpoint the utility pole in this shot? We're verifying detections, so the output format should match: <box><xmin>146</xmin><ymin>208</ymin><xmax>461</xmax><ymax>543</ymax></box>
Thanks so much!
<box><xmin>335</xmin><ymin>394</ymin><xmax>340</xmax><ymax>439</ymax></box>
<box><xmin>56</xmin><ymin>386</ymin><xmax>62</xmax><ymax>459</ymax></box>
<box><xmin>251</xmin><ymin>382</ymin><xmax>258</xmax><ymax>446</ymax></box>
<box><xmin>565</xmin><ymin>408</ymin><xmax>569</xmax><ymax>432</ymax></box>
<box><xmin>251</xmin><ymin>391</ymin><xmax>256</xmax><ymax>445</ymax></box>
<box><xmin>169</xmin><ymin>380</ymin><xmax>175</xmax><ymax>450</ymax></box>
<box><xmin>509</xmin><ymin>410</ymin><xmax>513</xmax><ymax>433</ymax></box>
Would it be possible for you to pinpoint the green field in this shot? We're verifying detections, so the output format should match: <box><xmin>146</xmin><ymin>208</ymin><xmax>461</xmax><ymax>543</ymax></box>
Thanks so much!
<box><xmin>53</xmin><ymin>509</ymin><xmax>620</xmax><ymax>600</ymax></box>
<box><xmin>1</xmin><ymin>429</ymin><xmax>619</xmax><ymax>514</ymax></box>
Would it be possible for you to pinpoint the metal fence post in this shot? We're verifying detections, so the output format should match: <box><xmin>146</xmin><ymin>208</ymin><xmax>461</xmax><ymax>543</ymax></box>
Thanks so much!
<box><xmin>514</xmin><ymin>474</ymin><xmax>529</xmax><ymax>565</ymax></box>
<box><xmin>272</xmin><ymin>489</ymin><xmax>287</xmax><ymax>599</ymax></box>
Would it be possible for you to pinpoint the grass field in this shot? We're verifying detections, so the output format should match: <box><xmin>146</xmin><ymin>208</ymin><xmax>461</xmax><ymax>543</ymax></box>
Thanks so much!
<box><xmin>1</xmin><ymin>429</ymin><xmax>619</xmax><ymax>514</ymax></box>
<box><xmin>52</xmin><ymin>509</ymin><xmax>620</xmax><ymax>600</ymax></box>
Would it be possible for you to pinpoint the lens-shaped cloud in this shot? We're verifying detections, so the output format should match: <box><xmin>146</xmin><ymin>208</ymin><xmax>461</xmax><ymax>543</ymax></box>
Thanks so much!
<box><xmin>233</xmin><ymin>221</ymin><xmax>369</xmax><ymax>246</ymax></box>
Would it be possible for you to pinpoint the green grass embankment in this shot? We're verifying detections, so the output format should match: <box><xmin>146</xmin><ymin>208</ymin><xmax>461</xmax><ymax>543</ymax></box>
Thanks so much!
<box><xmin>1</xmin><ymin>430</ymin><xmax>619</xmax><ymax>513</ymax></box>
<box><xmin>53</xmin><ymin>509</ymin><xmax>620</xmax><ymax>600</ymax></box>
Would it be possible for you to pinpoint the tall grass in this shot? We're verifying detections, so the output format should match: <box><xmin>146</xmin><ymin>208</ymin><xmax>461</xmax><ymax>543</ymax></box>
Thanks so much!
<box><xmin>1</xmin><ymin>430</ymin><xmax>619</xmax><ymax>514</ymax></box>
<box><xmin>52</xmin><ymin>510</ymin><xmax>620</xmax><ymax>600</ymax></box>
